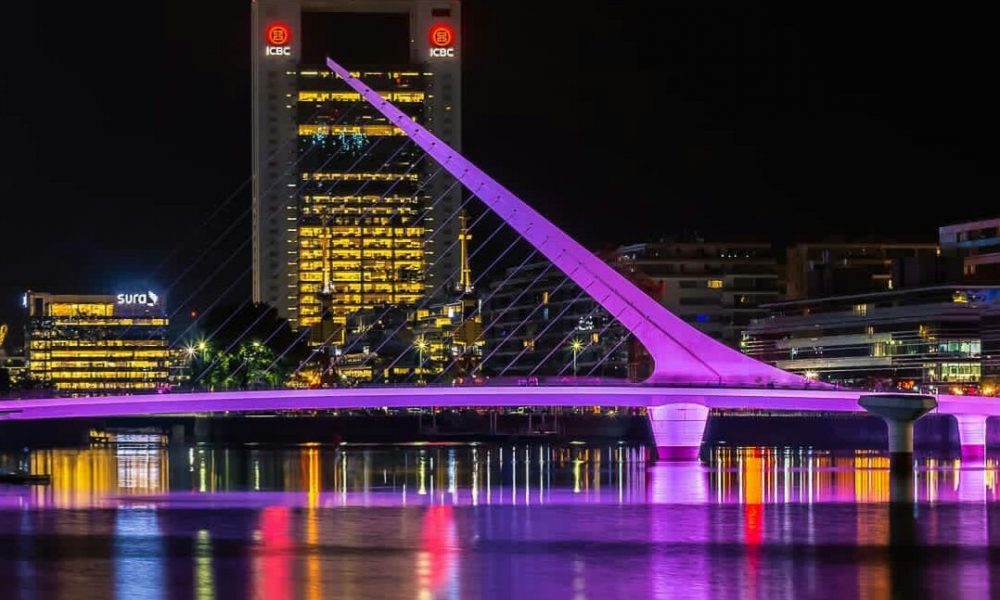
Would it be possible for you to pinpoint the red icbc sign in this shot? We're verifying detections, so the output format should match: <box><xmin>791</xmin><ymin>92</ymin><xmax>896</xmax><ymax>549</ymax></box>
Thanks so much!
<box><xmin>428</xmin><ymin>23</ymin><xmax>455</xmax><ymax>57</ymax></box>
<box><xmin>266</xmin><ymin>23</ymin><xmax>292</xmax><ymax>46</ymax></box>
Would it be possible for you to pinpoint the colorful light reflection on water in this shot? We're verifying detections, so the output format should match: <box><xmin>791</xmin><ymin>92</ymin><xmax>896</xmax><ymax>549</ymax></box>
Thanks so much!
<box><xmin>1</xmin><ymin>443</ymin><xmax>999</xmax><ymax>598</ymax></box>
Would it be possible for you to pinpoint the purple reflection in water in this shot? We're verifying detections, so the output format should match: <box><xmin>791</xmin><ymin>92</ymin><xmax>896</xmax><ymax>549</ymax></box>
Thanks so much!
<box><xmin>0</xmin><ymin>443</ymin><xmax>998</xmax><ymax>599</ymax></box>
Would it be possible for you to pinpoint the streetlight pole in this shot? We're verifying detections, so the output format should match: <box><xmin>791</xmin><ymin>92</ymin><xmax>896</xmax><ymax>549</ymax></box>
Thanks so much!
<box><xmin>415</xmin><ymin>338</ymin><xmax>428</xmax><ymax>383</ymax></box>
<box><xmin>570</xmin><ymin>338</ymin><xmax>584</xmax><ymax>376</ymax></box>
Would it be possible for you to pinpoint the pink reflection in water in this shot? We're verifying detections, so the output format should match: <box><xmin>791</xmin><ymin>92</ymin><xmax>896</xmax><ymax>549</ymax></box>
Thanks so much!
<box><xmin>256</xmin><ymin>506</ymin><xmax>292</xmax><ymax>600</ymax></box>
<box><xmin>418</xmin><ymin>505</ymin><xmax>459</xmax><ymax>596</ymax></box>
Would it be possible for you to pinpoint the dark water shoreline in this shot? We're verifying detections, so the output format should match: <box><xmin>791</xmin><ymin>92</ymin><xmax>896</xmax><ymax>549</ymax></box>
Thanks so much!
<box><xmin>0</xmin><ymin>412</ymin><xmax>996</xmax><ymax>457</ymax></box>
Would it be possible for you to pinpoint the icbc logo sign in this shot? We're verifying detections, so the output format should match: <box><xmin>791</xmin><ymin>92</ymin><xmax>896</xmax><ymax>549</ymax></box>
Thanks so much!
<box><xmin>428</xmin><ymin>23</ymin><xmax>455</xmax><ymax>58</ymax></box>
<box><xmin>265</xmin><ymin>23</ymin><xmax>292</xmax><ymax>56</ymax></box>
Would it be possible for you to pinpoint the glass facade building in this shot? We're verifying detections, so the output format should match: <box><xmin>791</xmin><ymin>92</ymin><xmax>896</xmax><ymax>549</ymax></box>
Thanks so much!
<box><xmin>743</xmin><ymin>285</ymin><xmax>1000</xmax><ymax>395</ymax></box>
<box><xmin>24</xmin><ymin>292</ymin><xmax>177</xmax><ymax>394</ymax></box>
<box><xmin>296</xmin><ymin>69</ymin><xmax>428</xmax><ymax>336</ymax></box>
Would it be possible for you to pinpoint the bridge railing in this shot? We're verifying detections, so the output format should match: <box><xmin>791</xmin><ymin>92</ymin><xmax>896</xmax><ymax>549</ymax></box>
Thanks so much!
<box><xmin>0</xmin><ymin>377</ymin><xmax>868</xmax><ymax>403</ymax></box>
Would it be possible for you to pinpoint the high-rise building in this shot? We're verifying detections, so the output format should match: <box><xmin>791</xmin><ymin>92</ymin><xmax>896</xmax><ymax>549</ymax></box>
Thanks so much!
<box><xmin>323</xmin><ymin>219</ymin><xmax>482</xmax><ymax>384</ymax></box>
<box><xmin>24</xmin><ymin>291</ymin><xmax>178</xmax><ymax>394</ymax></box>
<box><xmin>252</xmin><ymin>0</ymin><xmax>462</xmax><ymax>336</ymax></box>
<box><xmin>616</xmin><ymin>241</ymin><xmax>781</xmax><ymax>347</ymax></box>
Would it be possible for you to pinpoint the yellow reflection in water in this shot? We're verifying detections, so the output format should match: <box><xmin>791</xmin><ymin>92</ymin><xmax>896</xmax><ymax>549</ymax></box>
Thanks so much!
<box><xmin>301</xmin><ymin>447</ymin><xmax>322</xmax><ymax>600</ymax></box>
<box><xmin>711</xmin><ymin>448</ymin><xmax>900</xmax><ymax>505</ymax></box>
<box><xmin>195</xmin><ymin>529</ymin><xmax>215</xmax><ymax>600</ymax></box>
<box><xmin>28</xmin><ymin>444</ymin><xmax>168</xmax><ymax>508</ymax></box>
<box><xmin>853</xmin><ymin>454</ymin><xmax>889</xmax><ymax>503</ymax></box>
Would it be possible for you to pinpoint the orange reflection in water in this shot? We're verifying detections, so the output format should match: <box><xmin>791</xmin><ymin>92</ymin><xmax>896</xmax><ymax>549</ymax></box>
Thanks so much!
<box><xmin>854</xmin><ymin>456</ymin><xmax>889</xmax><ymax>600</ymax></box>
<box><xmin>853</xmin><ymin>454</ymin><xmax>890</xmax><ymax>504</ymax></box>
<box><xmin>742</xmin><ymin>450</ymin><xmax>764</xmax><ymax>544</ymax></box>
<box><xmin>301</xmin><ymin>448</ymin><xmax>322</xmax><ymax>600</ymax></box>
<box><xmin>742</xmin><ymin>449</ymin><xmax>764</xmax><ymax>597</ymax></box>
<box><xmin>711</xmin><ymin>448</ymin><xmax>900</xmax><ymax>505</ymax></box>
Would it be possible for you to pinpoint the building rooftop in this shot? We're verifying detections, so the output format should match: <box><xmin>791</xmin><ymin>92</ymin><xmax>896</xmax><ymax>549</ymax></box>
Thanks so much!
<box><xmin>761</xmin><ymin>284</ymin><xmax>1000</xmax><ymax>310</ymax></box>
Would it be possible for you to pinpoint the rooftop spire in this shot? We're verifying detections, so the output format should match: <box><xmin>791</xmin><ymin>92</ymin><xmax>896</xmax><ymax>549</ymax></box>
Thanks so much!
<box><xmin>456</xmin><ymin>212</ymin><xmax>473</xmax><ymax>294</ymax></box>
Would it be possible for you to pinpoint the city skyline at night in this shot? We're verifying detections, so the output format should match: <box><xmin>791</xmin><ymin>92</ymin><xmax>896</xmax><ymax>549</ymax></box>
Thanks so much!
<box><xmin>2</xmin><ymin>5</ymin><xmax>1000</xmax><ymax>598</ymax></box>
<box><xmin>1</xmin><ymin>3</ymin><xmax>996</xmax><ymax>332</ymax></box>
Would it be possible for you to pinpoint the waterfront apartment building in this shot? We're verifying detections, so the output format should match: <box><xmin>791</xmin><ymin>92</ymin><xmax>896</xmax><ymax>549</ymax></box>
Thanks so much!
<box><xmin>616</xmin><ymin>241</ymin><xmax>781</xmax><ymax>348</ymax></box>
<box><xmin>252</xmin><ymin>0</ymin><xmax>462</xmax><ymax>334</ymax></box>
<box><xmin>24</xmin><ymin>292</ymin><xmax>177</xmax><ymax>394</ymax></box>
<box><xmin>743</xmin><ymin>285</ymin><xmax>1000</xmax><ymax>394</ymax></box>
<box><xmin>940</xmin><ymin>217</ymin><xmax>1000</xmax><ymax>282</ymax></box>
<box><xmin>481</xmin><ymin>262</ymin><xmax>630</xmax><ymax>379</ymax></box>
<box><xmin>785</xmin><ymin>242</ymin><xmax>940</xmax><ymax>299</ymax></box>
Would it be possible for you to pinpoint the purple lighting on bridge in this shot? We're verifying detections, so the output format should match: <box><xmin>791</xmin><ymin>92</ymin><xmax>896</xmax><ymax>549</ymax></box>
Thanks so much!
<box><xmin>956</xmin><ymin>414</ymin><xmax>988</xmax><ymax>460</ymax></box>
<box><xmin>649</xmin><ymin>403</ymin><xmax>711</xmax><ymax>460</ymax></box>
<box><xmin>2</xmin><ymin>386</ymin><xmax>995</xmax><ymax>459</ymax></box>
<box><xmin>3</xmin><ymin>59</ymin><xmax>993</xmax><ymax>467</ymax></box>
<box><xmin>323</xmin><ymin>57</ymin><xmax>811</xmax><ymax>389</ymax></box>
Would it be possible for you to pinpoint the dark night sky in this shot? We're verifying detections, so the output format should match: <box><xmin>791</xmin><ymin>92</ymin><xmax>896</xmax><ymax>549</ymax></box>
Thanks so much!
<box><xmin>0</xmin><ymin>2</ymin><xmax>996</xmax><ymax>340</ymax></box>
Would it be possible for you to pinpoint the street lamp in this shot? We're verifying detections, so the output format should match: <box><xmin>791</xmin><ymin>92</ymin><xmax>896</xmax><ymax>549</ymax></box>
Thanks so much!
<box><xmin>570</xmin><ymin>338</ymin><xmax>584</xmax><ymax>376</ymax></box>
<box><xmin>415</xmin><ymin>337</ymin><xmax>429</xmax><ymax>382</ymax></box>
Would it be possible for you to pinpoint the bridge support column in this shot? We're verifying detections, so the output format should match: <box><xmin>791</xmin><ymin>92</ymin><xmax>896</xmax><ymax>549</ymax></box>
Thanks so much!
<box><xmin>859</xmin><ymin>394</ymin><xmax>937</xmax><ymax>471</ymax></box>
<box><xmin>169</xmin><ymin>424</ymin><xmax>186</xmax><ymax>446</ymax></box>
<box><xmin>193</xmin><ymin>417</ymin><xmax>211</xmax><ymax>443</ymax></box>
<box><xmin>955</xmin><ymin>414</ymin><xmax>988</xmax><ymax>461</ymax></box>
<box><xmin>648</xmin><ymin>403</ymin><xmax>709</xmax><ymax>461</ymax></box>
<box><xmin>860</xmin><ymin>394</ymin><xmax>937</xmax><ymax>505</ymax></box>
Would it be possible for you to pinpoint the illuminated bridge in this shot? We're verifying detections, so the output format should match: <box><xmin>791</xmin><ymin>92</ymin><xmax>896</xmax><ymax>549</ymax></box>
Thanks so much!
<box><xmin>1</xmin><ymin>385</ymin><xmax>997</xmax><ymax>460</ymax></box>
<box><xmin>4</xmin><ymin>58</ymin><xmax>995</xmax><ymax>459</ymax></box>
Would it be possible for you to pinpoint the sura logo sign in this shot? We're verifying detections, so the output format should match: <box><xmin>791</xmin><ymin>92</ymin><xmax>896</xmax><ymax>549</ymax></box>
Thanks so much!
<box><xmin>265</xmin><ymin>23</ymin><xmax>292</xmax><ymax>56</ymax></box>
<box><xmin>117</xmin><ymin>291</ymin><xmax>160</xmax><ymax>307</ymax></box>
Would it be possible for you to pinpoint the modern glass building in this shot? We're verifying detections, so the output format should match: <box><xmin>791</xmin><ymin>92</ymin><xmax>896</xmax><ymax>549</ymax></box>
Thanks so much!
<box><xmin>252</xmin><ymin>0</ymin><xmax>462</xmax><ymax>336</ymax></box>
<box><xmin>24</xmin><ymin>292</ymin><xmax>176</xmax><ymax>394</ymax></box>
<box><xmin>743</xmin><ymin>285</ymin><xmax>1000</xmax><ymax>394</ymax></box>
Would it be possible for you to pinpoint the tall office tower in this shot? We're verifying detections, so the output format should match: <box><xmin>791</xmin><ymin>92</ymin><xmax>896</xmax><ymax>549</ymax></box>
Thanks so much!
<box><xmin>252</xmin><ymin>0</ymin><xmax>462</xmax><ymax>334</ymax></box>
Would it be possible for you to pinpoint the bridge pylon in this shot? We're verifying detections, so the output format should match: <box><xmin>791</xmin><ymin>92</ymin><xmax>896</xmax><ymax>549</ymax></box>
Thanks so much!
<box><xmin>324</xmin><ymin>57</ymin><xmax>815</xmax><ymax>390</ymax></box>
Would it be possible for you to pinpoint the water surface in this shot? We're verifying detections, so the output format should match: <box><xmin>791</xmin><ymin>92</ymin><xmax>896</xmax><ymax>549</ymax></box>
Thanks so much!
<box><xmin>1</xmin><ymin>443</ymin><xmax>998</xmax><ymax>598</ymax></box>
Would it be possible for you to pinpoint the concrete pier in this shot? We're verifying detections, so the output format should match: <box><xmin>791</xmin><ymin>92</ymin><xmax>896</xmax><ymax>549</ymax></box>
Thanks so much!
<box><xmin>858</xmin><ymin>394</ymin><xmax>937</xmax><ymax>472</ymax></box>
<box><xmin>648</xmin><ymin>403</ymin><xmax>710</xmax><ymax>461</ymax></box>
<box><xmin>954</xmin><ymin>414</ymin><xmax>988</xmax><ymax>461</ymax></box>
<box><xmin>858</xmin><ymin>394</ymin><xmax>937</xmax><ymax>504</ymax></box>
